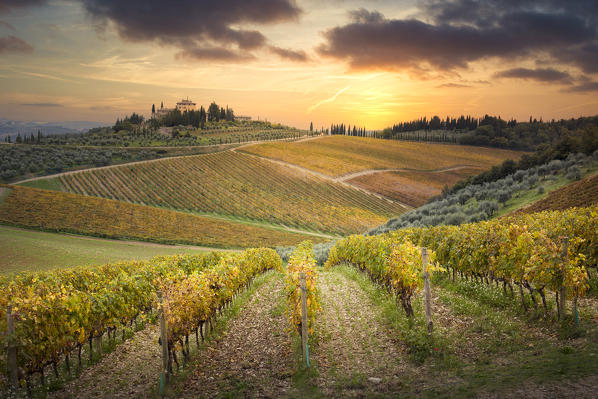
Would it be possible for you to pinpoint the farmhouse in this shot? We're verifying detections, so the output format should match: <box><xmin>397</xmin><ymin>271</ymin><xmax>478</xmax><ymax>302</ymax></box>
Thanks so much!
<box><xmin>153</xmin><ymin>98</ymin><xmax>197</xmax><ymax>117</ymax></box>
<box><xmin>176</xmin><ymin>98</ymin><xmax>196</xmax><ymax>112</ymax></box>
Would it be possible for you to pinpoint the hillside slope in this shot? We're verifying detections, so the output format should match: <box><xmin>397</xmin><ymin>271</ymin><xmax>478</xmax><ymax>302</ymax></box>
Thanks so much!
<box><xmin>513</xmin><ymin>172</ymin><xmax>598</xmax><ymax>214</ymax></box>
<box><xmin>0</xmin><ymin>185</ymin><xmax>323</xmax><ymax>248</ymax></box>
<box><xmin>55</xmin><ymin>151</ymin><xmax>404</xmax><ymax>235</ymax></box>
<box><xmin>0</xmin><ymin>225</ymin><xmax>208</xmax><ymax>275</ymax></box>
<box><xmin>240</xmin><ymin>136</ymin><xmax>526</xmax><ymax>177</ymax></box>
<box><xmin>241</xmin><ymin>136</ymin><xmax>526</xmax><ymax>205</ymax></box>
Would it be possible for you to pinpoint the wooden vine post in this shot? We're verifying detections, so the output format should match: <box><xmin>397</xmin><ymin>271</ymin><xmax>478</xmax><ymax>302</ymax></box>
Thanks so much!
<box><xmin>6</xmin><ymin>305</ymin><xmax>18</xmax><ymax>389</ymax></box>
<box><xmin>422</xmin><ymin>248</ymin><xmax>433</xmax><ymax>336</ymax></box>
<box><xmin>299</xmin><ymin>273</ymin><xmax>310</xmax><ymax>368</ymax></box>
<box><xmin>158</xmin><ymin>291</ymin><xmax>169</xmax><ymax>395</ymax></box>
<box><xmin>559</xmin><ymin>238</ymin><xmax>569</xmax><ymax>321</ymax></box>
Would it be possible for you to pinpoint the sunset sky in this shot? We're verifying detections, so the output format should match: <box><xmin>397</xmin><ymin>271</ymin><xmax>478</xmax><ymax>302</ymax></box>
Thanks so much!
<box><xmin>1</xmin><ymin>0</ymin><xmax>598</xmax><ymax>129</ymax></box>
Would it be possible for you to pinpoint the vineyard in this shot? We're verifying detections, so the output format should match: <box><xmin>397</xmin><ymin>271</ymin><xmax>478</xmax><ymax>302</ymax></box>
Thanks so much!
<box><xmin>348</xmin><ymin>167</ymin><xmax>482</xmax><ymax>207</ymax></box>
<box><xmin>513</xmin><ymin>172</ymin><xmax>598</xmax><ymax>215</ymax></box>
<box><xmin>0</xmin><ymin>185</ymin><xmax>321</xmax><ymax>248</ymax></box>
<box><xmin>0</xmin><ymin>249</ymin><xmax>282</xmax><ymax>395</ymax></box>
<box><xmin>330</xmin><ymin>205</ymin><xmax>597</xmax><ymax>319</ymax></box>
<box><xmin>56</xmin><ymin>151</ymin><xmax>404</xmax><ymax>235</ymax></box>
<box><xmin>240</xmin><ymin>135</ymin><xmax>526</xmax><ymax>177</ymax></box>
<box><xmin>2</xmin><ymin>205</ymin><xmax>598</xmax><ymax>396</ymax></box>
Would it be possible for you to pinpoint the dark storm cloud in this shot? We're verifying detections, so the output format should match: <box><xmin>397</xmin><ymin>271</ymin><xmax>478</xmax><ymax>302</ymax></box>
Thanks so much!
<box><xmin>494</xmin><ymin>68</ymin><xmax>573</xmax><ymax>83</ymax></box>
<box><xmin>0</xmin><ymin>35</ymin><xmax>33</xmax><ymax>53</ymax></box>
<box><xmin>269</xmin><ymin>46</ymin><xmax>308</xmax><ymax>62</ymax></box>
<box><xmin>0</xmin><ymin>0</ymin><xmax>305</xmax><ymax>62</ymax></box>
<box><xmin>318</xmin><ymin>1</ymin><xmax>598</xmax><ymax>75</ymax></box>
<box><xmin>81</xmin><ymin>0</ymin><xmax>302</xmax><ymax>60</ymax></box>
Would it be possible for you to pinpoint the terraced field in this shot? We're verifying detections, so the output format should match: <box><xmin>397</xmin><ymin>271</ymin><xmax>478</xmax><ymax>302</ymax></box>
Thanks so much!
<box><xmin>0</xmin><ymin>185</ymin><xmax>322</xmax><ymax>248</ymax></box>
<box><xmin>56</xmin><ymin>151</ymin><xmax>404</xmax><ymax>235</ymax></box>
<box><xmin>240</xmin><ymin>135</ymin><xmax>527</xmax><ymax>177</ymax></box>
<box><xmin>514</xmin><ymin>172</ymin><xmax>598</xmax><ymax>214</ymax></box>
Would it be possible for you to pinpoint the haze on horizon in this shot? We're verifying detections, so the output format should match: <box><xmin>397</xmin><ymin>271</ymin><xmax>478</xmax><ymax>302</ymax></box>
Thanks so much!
<box><xmin>1</xmin><ymin>0</ymin><xmax>598</xmax><ymax>130</ymax></box>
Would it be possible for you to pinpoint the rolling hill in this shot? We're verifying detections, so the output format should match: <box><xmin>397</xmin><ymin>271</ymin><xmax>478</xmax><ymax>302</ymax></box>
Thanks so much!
<box><xmin>240</xmin><ymin>135</ymin><xmax>527</xmax><ymax>205</ymax></box>
<box><xmin>49</xmin><ymin>150</ymin><xmax>405</xmax><ymax>235</ymax></box>
<box><xmin>0</xmin><ymin>185</ymin><xmax>323</xmax><ymax>248</ymax></box>
<box><xmin>513</xmin><ymin>172</ymin><xmax>598</xmax><ymax>214</ymax></box>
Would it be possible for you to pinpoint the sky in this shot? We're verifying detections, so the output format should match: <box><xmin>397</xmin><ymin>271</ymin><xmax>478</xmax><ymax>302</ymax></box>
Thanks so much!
<box><xmin>1</xmin><ymin>0</ymin><xmax>598</xmax><ymax>130</ymax></box>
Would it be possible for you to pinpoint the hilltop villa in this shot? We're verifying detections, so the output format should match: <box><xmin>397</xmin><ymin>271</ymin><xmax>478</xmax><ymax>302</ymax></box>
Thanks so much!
<box><xmin>176</xmin><ymin>98</ymin><xmax>196</xmax><ymax>112</ymax></box>
<box><xmin>153</xmin><ymin>98</ymin><xmax>197</xmax><ymax>117</ymax></box>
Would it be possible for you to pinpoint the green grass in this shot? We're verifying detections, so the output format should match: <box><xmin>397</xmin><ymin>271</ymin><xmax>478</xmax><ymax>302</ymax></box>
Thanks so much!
<box><xmin>19</xmin><ymin>178</ymin><xmax>64</xmax><ymax>191</ymax></box>
<box><xmin>0</xmin><ymin>225</ymin><xmax>206</xmax><ymax>274</ymax></box>
<box><xmin>496</xmin><ymin>163</ymin><xmax>598</xmax><ymax>217</ymax></box>
<box><xmin>333</xmin><ymin>264</ymin><xmax>598</xmax><ymax>398</ymax></box>
<box><xmin>332</xmin><ymin>265</ymin><xmax>448</xmax><ymax>365</ymax></box>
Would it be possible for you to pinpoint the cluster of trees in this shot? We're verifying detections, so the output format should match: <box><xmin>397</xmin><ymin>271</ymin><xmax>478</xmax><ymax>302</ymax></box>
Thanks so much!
<box><xmin>0</xmin><ymin>146</ymin><xmax>160</xmax><ymax>182</ymax></box>
<box><xmin>113</xmin><ymin>113</ymin><xmax>144</xmax><ymax>132</ymax></box>
<box><xmin>329</xmin><ymin>123</ymin><xmax>368</xmax><ymax>136</ymax></box>
<box><xmin>22</xmin><ymin>124</ymin><xmax>303</xmax><ymax>148</ymax></box>
<box><xmin>152</xmin><ymin>102</ymin><xmax>234</xmax><ymax>129</ymax></box>
<box><xmin>3</xmin><ymin>131</ymin><xmax>44</xmax><ymax>144</ymax></box>
<box><xmin>448</xmin><ymin>118</ymin><xmax>598</xmax><ymax>194</ymax></box>
<box><xmin>390</xmin><ymin>115</ymin><xmax>497</xmax><ymax>133</ymax></box>
<box><xmin>382</xmin><ymin>115</ymin><xmax>598</xmax><ymax>151</ymax></box>
<box><xmin>372</xmin><ymin>151</ymin><xmax>597</xmax><ymax>233</ymax></box>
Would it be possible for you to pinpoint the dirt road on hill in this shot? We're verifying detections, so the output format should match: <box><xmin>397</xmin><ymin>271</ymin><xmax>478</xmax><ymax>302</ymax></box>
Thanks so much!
<box><xmin>13</xmin><ymin>136</ymin><xmax>305</xmax><ymax>185</ymax></box>
<box><xmin>337</xmin><ymin>164</ymin><xmax>476</xmax><ymax>182</ymax></box>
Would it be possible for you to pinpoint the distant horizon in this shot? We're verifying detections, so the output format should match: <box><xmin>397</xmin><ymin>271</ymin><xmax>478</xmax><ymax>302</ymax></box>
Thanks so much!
<box><xmin>1</xmin><ymin>1</ymin><xmax>598</xmax><ymax>130</ymax></box>
<box><xmin>2</xmin><ymin>110</ymin><xmax>598</xmax><ymax>133</ymax></box>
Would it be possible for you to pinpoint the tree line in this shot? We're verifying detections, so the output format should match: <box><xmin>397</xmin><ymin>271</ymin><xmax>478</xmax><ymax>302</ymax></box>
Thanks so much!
<box><xmin>379</xmin><ymin>114</ymin><xmax>598</xmax><ymax>151</ymax></box>
<box><xmin>388</xmin><ymin>114</ymin><xmax>518</xmax><ymax>134</ymax></box>
<box><xmin>3</xmin><ymin>131</ymin><xmax>44</xmax><ymax>144</ymax></box>
<box><xmin>446</xmin><ymin>116</ymin><xmax>598</xmax><ymax>194</ymax></box>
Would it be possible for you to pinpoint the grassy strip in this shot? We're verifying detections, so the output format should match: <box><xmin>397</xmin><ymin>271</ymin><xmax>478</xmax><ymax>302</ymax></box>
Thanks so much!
<box><xmin>0</xmin><ymin>225</ymin><xmax>206</xmax><ymax>275</ymax></box>
<box><xmin>333</xmin><ymin>264</ymin><xmax>450</xmax><ymax>365</ymax></box>
<box><xmin>427</xmin><ymin>274</ymin><xmax>598</xmax><ymax>397</ymax></box>
<box><xmin>496</xmin><ymin>163</ymin><xmax>598</xmax><ymax>217</ymax></box>
<box><xmin>335</xmin><ymin>265</ymin><xmax>598</xmax><ymax>398</ymax></box>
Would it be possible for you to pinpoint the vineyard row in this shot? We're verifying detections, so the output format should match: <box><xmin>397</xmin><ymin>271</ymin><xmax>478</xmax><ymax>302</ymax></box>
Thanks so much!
<box><xmin>326</xmin><ymin>205</ymin><xmax>597</xmax><ymax>319</ymax></box>
<box><xmin>1</xmin><ymin>249</ymin><xmax>282</xmax><ymax>393</ymax></box>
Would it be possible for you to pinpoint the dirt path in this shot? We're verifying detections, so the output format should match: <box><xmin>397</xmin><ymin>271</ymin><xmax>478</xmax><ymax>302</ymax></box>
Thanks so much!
<box><xmin>14</xmin><ymin>136</ymin><xmax>306</xmax><ymax>185</ymax></box>
<box><xmin>172</xmin><ymin>273</ymin><xmax>295</xmax><ymax>398</ymax></box>
<box><xmin>233</xmin><ymin>149</ymin><xmax>412</xmax><ymax>209</ymax></box>
<box><xmin>49</xmin><ymin>325</ymin><xmax>161</xmax><ymax>399</ymax></box>
<box><xmin>337</xmin><ymin>165</ymin><xmax>476</xmax><ymax>182</ymax></box>
<box><xmin>313</xmin><ymin>270</ymin><xmax>413</xmax><ymax>397</ymax></box>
